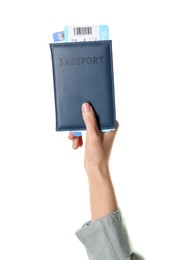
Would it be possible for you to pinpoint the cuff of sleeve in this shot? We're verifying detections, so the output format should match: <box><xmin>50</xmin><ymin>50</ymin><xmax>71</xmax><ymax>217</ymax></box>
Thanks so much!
<box><xmin>75</xmin><ymin>209</ymin><xmax>134</xmax><ymax>260</ymax></box>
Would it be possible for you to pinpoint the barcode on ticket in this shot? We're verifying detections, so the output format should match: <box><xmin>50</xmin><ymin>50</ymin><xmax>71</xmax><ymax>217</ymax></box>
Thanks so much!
<box><xmin>73</xmin><ymin>27</ymin><xmax>92</xmax><ymax>36</ymax></box>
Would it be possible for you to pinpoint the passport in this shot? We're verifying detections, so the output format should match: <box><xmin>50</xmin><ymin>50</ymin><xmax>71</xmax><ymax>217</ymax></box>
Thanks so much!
<box><xmin>49</xmin><ymin>40</ymin><xmax>116</xmax><ymax>132</ymax></box>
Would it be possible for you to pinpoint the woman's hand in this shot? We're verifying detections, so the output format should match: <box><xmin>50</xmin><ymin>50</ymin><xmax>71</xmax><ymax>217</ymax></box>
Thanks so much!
<box><xmin>68</xmin><ymin>102</ymin><xmax>119</xmax><ymax>175</ymax></box>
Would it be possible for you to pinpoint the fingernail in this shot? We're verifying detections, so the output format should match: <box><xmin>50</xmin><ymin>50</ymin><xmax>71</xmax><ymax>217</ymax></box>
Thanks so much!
<box><xmin>73</xmin><ymin>137</ymin><xmax>78</xmax><ymax>148</ymax></box>
<box><xmin>83</xmin><ymin>103</ymin><xmax>90</xmax><ymax>112</ymax></box>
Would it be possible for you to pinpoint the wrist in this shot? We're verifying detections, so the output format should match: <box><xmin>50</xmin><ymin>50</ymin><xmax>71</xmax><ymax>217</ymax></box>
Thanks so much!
<box><xmin>85</xmin><ymin>163</ymin><xmax>111</xmax><ymax>182</ymax></box>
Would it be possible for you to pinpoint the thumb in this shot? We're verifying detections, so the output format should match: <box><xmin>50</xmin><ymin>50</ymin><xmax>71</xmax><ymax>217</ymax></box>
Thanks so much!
<box><xmin>82</xmin><ymin>103</ymin><xmax>99</xmax><ymax>133</ymax></box>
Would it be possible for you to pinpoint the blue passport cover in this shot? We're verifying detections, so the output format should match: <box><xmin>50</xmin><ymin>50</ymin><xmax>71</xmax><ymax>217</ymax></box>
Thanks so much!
<box><xmin>49</xmin><ymin>40</ymin><xmax>116</xmax><ymax>131</ymax></box>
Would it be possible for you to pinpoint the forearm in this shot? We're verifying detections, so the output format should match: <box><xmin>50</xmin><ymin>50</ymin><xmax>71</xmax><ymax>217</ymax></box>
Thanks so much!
<box><xmin>87</xmin><ymin>165</ymin><xmax>118</xmax><ymax>221</ymax></box>
<box><xmin>76</xmin><ymin>165</ymin><xmax>135</xmax><ymax>260</ymax></box>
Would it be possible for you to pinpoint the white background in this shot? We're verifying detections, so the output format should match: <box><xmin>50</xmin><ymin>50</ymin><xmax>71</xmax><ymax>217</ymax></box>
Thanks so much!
<box><xmin>0</xmin><ymin>1</ymin><xmax>192</xmax><ymax>259</ymax></box>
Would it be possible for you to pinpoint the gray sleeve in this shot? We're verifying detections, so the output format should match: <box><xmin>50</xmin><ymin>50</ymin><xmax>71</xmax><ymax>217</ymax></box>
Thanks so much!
<box><xmin>75</xmin><ymin>209</ymin><xmax>134</xmax><ymax>260</ymax></box>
